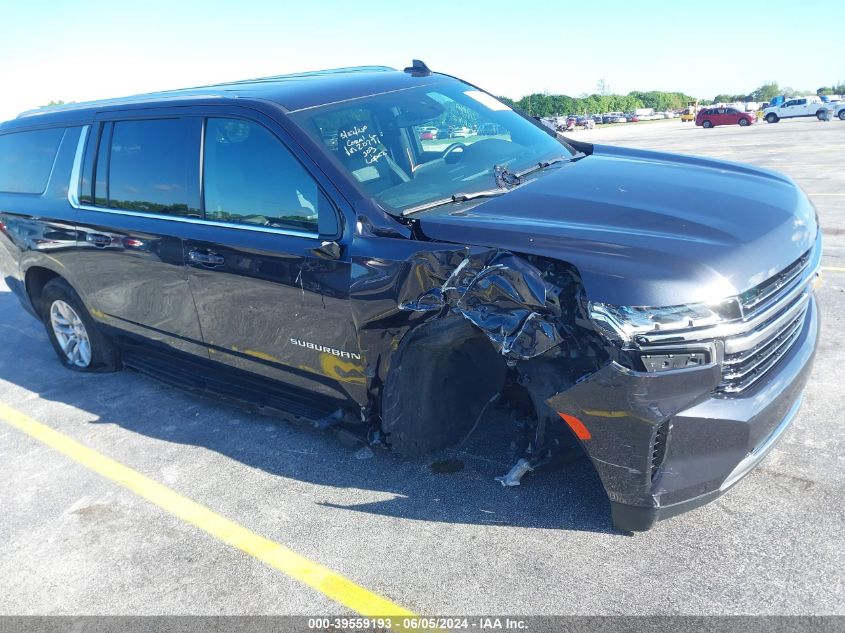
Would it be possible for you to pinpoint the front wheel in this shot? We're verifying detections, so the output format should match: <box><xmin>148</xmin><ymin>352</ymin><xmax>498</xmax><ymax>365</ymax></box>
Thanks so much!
<box><xmin>766</xmin><ymin>113</ymin><xmax>779</xmax><ymax>123</ymax></box>
<box><xmin>839</xmin><ymin>110</ymin><xmax>845</xmax><ymax>121</ymax></box>
<box><xmin>738</xmin><ymin>118</ymin><xmax>749</xmax><ymax>126</ymax></box>
<box><xmin>41</xmin><ymin>278</ymin><xmax>120</xmax><ymax>372</ymax></box>
<box><xmin>702</xmin><ymin>120</ymin><xmax>713</xmax><ymax>128</ymax></box>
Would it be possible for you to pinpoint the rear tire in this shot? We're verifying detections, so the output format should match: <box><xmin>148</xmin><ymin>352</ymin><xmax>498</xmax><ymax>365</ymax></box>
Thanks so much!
<box><xmin>816</xmin><ymin>110</ymin><xmax>827</xmax><ymax>121</ymax></box>
<box><xmin>41</xmin><ymin>278</ymin><xmax>120</xmax><ymax>372</ymax></box>
<box><xmin>839</xmin><ymin>110</ymin><xmax>845</xmax><ymax>121</ymax></box>
<box><xmin>766</xmin><ymin>113</ymin><xmax>779</xmax><ymax>123</ymax></box>
<box><xmin>738</xmin><ymin>118</ymin><xmax>749</xmax><ymax>126</ymax></box>
<box><xmin>702</xmin><ymin>120</ymin><xmax>713</xmax><ymax>128</ymax></box>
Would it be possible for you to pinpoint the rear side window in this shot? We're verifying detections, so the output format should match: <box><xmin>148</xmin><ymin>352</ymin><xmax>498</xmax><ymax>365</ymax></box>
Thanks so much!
<box><xmin>0</xmin><ymin>128</ymin><xmax>65</xmax><ymax>194</ymax></box>
<box><xmin>203</xmin><ymin>118</ymin><xmax>329</xmax><ymax>234</ymax></box>
<box><xmin>95</xmin><ymin>118</ymin><xmax>199</xmax><ymax>216</ymax></box>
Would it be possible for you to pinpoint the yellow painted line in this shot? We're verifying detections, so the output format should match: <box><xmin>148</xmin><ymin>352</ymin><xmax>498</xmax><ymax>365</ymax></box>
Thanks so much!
<box><xmin>0</xmin><ymin>401</ymin><xmax>415</xmax><ymax>618</ymax></box>
<box><xmin>582</xmin><ymin>409</ymin><xmax>629</xmax><ymax>418</ymax></box>
<box><xmin>822</xmin><ymin>266</ymin><xmax>845</xmax><ymax>272</ymax></box>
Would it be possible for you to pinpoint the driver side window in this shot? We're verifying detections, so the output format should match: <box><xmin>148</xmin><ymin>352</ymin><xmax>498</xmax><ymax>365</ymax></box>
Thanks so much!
<box><xmin>203</xmin><ymin>118</ymin><xmax>321</xmax><ymax>234</ymax></box>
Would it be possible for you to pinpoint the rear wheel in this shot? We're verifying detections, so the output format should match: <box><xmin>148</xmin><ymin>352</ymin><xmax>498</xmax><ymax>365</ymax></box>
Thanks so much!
<box><xmin>702</xmin><ymin>120</ymin><xmax>713</xmax><ymax>128</ymax></box>
<box><xmin>41</xmin><ymin>278</ymin><xmax>120</xmax><ymax>372</ymax></box>
<box><xmin>738</xmin><ymin>118</ymin><xmax>749</xmax><ymax>126</ymax></box>
<box><xmin>766</xmin><ymin>113</ymin><xmax>779</xmax><ymax>123</ymax></box>
<box><xmin>816</xmin><ymin>109</ymin><xmax>829</xmax><ymax>120</ymax></box>
<box><xmin>839</xmin><ymin>110</ymin><xmax>845</xmax><ymax>121</ymax></box>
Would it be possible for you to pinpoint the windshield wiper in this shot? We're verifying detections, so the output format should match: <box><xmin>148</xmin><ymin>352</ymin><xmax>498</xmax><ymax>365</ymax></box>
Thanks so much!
<box><xmin>493</xmin><ymin>155</ymin><xmax>579</xmax><ymax>189</ymax></box>
<box><xmin>515</xmin><ymin>155</ymin><xmax>573</xmax><ymax>179</ymax></box>
<box><xmin>402</xmin><ymin>188</ymin><xmax>509</xmax><ymax>216</ymax></box>
<box><xmin>402</xmin><ymin>154</ymin><xmax>580</xmax><ymax>217</ymax></box>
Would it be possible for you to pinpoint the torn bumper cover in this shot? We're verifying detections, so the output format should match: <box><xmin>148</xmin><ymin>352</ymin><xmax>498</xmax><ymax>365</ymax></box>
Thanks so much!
<box><xmin>545</xmin><ymin>296</ymin><xmax>819</xmax><ymax>531</ymax></box>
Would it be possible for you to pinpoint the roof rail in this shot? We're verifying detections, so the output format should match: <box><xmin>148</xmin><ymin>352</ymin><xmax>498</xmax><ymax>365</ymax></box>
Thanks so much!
<box><xmin>16</xmin><ymin>92</ymin><xmax>226</xmax><ymax>119</ymax></box>
<box><xmin>212</xmin><ymin>65</ymin><xmax>396</xmax><ymax>86</ymax></box>
<box><xmin>15</xmin><ymin>65</ymin><xmax>398</xmax><ymax>119</ymax></box>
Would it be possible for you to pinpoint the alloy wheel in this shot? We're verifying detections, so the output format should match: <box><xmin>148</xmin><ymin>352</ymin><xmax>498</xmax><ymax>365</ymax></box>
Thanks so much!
<box><xmin>49</xmin><ymin>300</ymin><xmax>92</xmax><ymax>367</ymax></box>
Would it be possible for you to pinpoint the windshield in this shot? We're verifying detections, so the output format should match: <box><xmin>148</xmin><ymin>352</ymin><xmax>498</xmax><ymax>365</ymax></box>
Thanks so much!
<box><xmin>289</xmin><ymin>81</ymin><xmax>572</xmax><ymax>213</ymax></box>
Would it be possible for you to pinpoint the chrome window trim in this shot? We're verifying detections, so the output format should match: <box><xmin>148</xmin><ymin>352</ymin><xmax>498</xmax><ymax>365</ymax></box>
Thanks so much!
<box><xmin>67</xmin><ymin>125</ymin><xmax>88</xmax><ymax>207</ymax></box>
<box><xmin>65</xmin><ymin>123</ymin><xmax>320</xmax><ymax>240</ymax></box>
<box><xmin>72</xmin><ymin>203</ymin><xmax>321</xmax><ymax>239</ymax></box>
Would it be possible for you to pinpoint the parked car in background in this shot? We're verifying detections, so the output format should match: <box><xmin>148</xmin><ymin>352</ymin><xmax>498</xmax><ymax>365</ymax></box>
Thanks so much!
<box><xmin>763</xmin><ymin>97</ymin><xmax>832</xmax><ymax>123</ymax></box>
<box><xmin>419</xmin><ymin>129</ymin><xmax>435</xmax><ymax>140</ymax></box>
<box><xmin>603</xmin><ymin>112</ymin><xmax>626</xmax><ymax>124</ymax></box>
<box><xmin>450</xmin><ymin>126</ymin><xmax>472</xmax><ymax>138</ymax></box>
<box><xmin>625</xmin><ymin>113</ymin><xmax>639</xmax><ymax>122</ymax></box>
<box><xmin>436</xmin><ymin>127</ymin><xmax>451</xmax><ymax>139</ymax></box>
<box><xmin>695</xmin><ymin>107</ymin><xmax>755</xmax><ymax>128</ymax></box>
<box><xmin>478</xmin><ymin>122</ymin><xmax>499</xmax><ymax>135</ymax></box>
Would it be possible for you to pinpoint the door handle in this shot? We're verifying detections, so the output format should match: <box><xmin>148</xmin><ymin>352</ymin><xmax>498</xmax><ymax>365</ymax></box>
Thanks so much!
<box><xmin>188</xmin><ymin>250</ymin><xmax>225</xmax><ymax>267</ymax></box>
<box><xmin>86</xmin><ymin>233</ymin><xmax>112</xmax><ymax>248</ymax></box>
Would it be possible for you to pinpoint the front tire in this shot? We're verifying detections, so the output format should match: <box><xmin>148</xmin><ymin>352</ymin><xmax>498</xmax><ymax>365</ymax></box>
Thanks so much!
<box><xmin>41</xmin><ymin>278</ymin><xmax>120</xmax><ymax>372</ymax></box>
<box><xmin>702</xmin><ymin>120</ymin><xmax>713</xmax><ymax>128</ymax></box>
<box><xmin>738</xmin><ymin>118</ymin><xmax>749</xmax><ymax>126</ymax></box>
<box><xmin>766</xmin><ymin>113</ymin><xmax>779</xmax><ymax>123</ymax></box>
<box><xmin>839</xmin><ymin>110</ymin><xmax>845</xmax><ymax>121</ymax></box>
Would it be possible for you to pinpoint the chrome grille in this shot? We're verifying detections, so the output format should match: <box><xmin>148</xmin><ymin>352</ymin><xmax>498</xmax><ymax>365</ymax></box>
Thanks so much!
<box><xmin>716</xmin><ymin>250</ymin><xmax>814</xmax><ymax>395</ymax></box>
<box><xmin>632</xmin><ymin>245</ymin><xmax>819</xmax><ymax>396</ymax></box>
<box><xmin>738</xmin><ymin>251</ymin><xmax>811</xmax><ymax>318</ymax></box>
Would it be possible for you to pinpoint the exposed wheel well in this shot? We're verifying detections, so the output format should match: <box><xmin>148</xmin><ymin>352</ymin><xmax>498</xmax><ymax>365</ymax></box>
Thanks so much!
<box><xmin>381</xmin><ymin>317</ymin><xmax>509</xmax><ymax>456</ymax></box>
<box><xmin>24</xmin><ymin>267</ymin><xmax>61</xmax><ymax>317</ymax></box>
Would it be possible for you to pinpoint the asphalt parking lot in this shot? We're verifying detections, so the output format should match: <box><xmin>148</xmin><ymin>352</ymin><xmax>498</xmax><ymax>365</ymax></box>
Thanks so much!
<box><xmin>1</xmin><ymin>117</ymin><xmax>844</xmax><ymax>617</ymax></box>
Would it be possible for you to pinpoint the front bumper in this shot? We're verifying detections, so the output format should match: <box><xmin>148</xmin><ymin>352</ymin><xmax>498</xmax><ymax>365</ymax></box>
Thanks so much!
<box><xmin>548</xmin><ymin>295</ymin><xmax>819</xmax><ymax>532</ymax></box>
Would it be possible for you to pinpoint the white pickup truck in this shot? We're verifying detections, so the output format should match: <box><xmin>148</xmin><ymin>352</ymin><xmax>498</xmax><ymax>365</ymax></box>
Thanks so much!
<box><xmin>763</xmin><ymin>96</ymin><xmax>833</xmax><ymax>122</ymax></box>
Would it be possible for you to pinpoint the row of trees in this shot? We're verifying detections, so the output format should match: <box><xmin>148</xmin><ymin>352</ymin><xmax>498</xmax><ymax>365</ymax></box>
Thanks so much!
<box><xmin>499</xmin><ymin>80</ymin><xmax>845</xmax><ymax>118</ymax></box>
<box><xmin>498</xmin><ymin>90</ymin><xmax>696</xmax><ymax>117</ymax></box>
<box><xmin>712</xmin><ymin>81</ymin><xmax>844</xmax><ymax>104</ymax></box>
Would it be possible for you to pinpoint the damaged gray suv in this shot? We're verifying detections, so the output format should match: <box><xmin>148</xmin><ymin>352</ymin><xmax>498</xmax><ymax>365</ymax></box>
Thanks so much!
<box><xmin>0</xmin><ymin>61</ymin><xmax>820</xmax><ymax>531</ymax></box>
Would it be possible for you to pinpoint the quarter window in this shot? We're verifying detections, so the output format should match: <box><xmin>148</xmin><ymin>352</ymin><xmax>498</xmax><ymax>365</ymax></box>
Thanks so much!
<box><xmin>0</xmin><ymin>128</ymin><xmax>65</xmax><ymax>194</ymax></box>
<box><xmin>202</xmin><ymin>118</ymin><xmax>324</xmax><ymax>234</ymax></box>
<box><xmin>97</xmin><ymin>118</ymin><xmax>198</xmax><ymax>216</ymax></box>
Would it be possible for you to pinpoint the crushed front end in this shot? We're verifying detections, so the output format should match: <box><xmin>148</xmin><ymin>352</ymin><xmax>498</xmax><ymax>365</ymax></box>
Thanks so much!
<box><xmin>533</xmin><ymin>237</ymin><xmax>821</xmax><ymax>531</ymax></box>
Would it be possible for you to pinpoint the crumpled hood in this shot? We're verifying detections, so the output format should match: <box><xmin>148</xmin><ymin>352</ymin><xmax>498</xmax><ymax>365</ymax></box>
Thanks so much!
<box><xmin>416</xmin><ymin>145</ymin><xmax>819</xmax><ymax>306</ymax></box>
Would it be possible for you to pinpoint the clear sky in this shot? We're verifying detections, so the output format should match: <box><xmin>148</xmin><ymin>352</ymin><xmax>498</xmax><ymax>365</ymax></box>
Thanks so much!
<box><xmin>1</xmin><ymin>0</ymin><xmax>842</xmax><ymax>121</ymax></box>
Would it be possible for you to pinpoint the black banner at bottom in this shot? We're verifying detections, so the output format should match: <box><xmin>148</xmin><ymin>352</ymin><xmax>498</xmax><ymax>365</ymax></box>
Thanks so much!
<box><xmin>0</xmin><ymin>616</ymin><xmax>842</xmax><ymax>633</ymax></box>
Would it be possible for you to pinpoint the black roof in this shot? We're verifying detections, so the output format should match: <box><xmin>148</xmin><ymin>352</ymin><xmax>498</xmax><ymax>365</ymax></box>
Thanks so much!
<box><xmin>3</xmin><ymin>65</ymin><xmax>454</xmax><ymax>129</ymax></box>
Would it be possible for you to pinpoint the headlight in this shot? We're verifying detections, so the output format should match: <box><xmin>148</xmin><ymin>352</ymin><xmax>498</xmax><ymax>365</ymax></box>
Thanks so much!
<box><xmin>589</xmin><ymin>300</ymin><xmax>740</xmax><ymax>344</ymax></box>
<box><xmin>589</xmin><ymin>300</ymin><xmax>740</xmax><ymax>372</ymax></box>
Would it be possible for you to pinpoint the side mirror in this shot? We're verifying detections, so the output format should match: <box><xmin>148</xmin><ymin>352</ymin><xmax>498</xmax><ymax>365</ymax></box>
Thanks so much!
<box><xmin>310</xmin><ymin>240</ymin><xmax>341</xmax><ymax>260</ymax></box>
